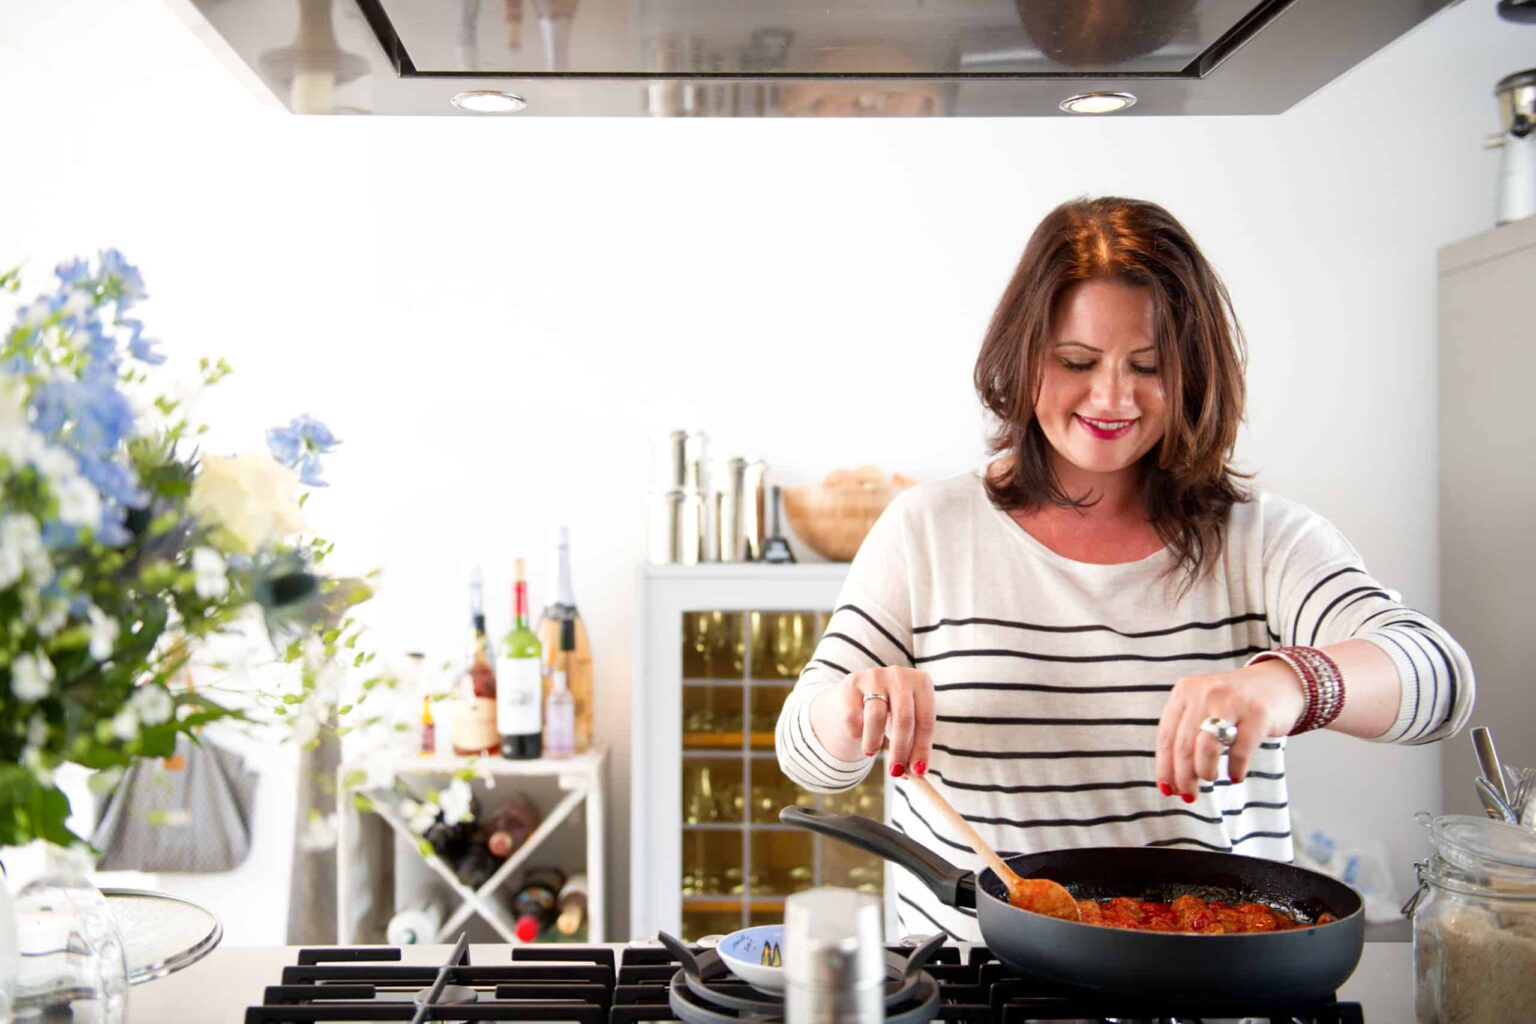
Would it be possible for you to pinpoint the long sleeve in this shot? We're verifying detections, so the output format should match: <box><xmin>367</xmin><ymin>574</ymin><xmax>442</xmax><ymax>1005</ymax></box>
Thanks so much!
<box><xmin>1260</xmin><ymin>494</ymin><xmax>1476</xmax><ymax>745</ymax></box>
<box><xmin>775</xmin><ymin>492</ymin><xmax>918</xmax><ymax>793</ymax></box>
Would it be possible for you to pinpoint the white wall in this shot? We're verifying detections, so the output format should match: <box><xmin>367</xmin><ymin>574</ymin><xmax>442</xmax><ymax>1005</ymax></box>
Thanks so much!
<box><xmin>2</xmin><ymin>0</ymin><xmax>1528</xmax><ymax>944</ymax></box>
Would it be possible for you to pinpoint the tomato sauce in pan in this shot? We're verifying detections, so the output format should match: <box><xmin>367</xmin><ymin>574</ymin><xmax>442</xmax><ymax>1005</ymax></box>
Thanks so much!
<box><xmin>1073</xmin><ymin>894</ymin><xmax>1337</xmax><ymax>933</ymax></box>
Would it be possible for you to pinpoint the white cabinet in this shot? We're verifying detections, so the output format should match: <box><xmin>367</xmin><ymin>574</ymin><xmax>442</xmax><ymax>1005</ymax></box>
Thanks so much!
<box><xmin>630</xmin><ymin>564</ymin><xmax>895</xmax><ymax>941</ymax></box>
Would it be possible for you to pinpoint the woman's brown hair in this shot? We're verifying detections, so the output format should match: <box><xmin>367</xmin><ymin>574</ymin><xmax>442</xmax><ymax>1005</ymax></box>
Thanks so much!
<box><xmin>974</xmin><ymin>196</ymin><xmax>1250</xmax><ymax>592</ymax></box>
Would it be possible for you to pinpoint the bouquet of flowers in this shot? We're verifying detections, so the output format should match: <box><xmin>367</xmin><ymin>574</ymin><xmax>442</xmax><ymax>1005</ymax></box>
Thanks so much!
<box><xmin>0</xmin><ymin>251</ymin><xmax>360</xmax><ymax>849</ymax></box>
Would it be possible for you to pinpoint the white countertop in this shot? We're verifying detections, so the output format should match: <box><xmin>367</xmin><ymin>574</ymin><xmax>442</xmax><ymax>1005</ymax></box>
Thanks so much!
<box><xmin>127</xmin><ymin>940</ymin><xmax>1415</xmax><ymax>1023</ymax></box>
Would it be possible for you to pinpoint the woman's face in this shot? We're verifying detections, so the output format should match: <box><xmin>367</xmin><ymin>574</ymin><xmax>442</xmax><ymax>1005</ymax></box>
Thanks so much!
<box><xmin>1033</xmin><ymin>278</ymin><xmax>1166</xmax><ymax>491</ymax></box>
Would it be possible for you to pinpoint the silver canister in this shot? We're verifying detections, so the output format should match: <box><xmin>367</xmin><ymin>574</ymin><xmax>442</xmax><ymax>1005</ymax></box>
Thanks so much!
<box><xmin>714</xmin><ymin>457</ymin><xmax>748</xmax><ymax>562</ymax></box>
<box><xmin>1493</xmin><ymin>69</ymin><xmax>1536</xmax><ymax>225</ymax></box>
<box><xmin>741</xmin><ymin>458</ymin><xmax>766</xmax><ymax>562</ymax></box>
<box><xmin>783</xmin><ymin>888</ymin><xmax>885</xmax><ymax>1024</ymax></box>
<box><xmin>647</xmin><ymin>489</ymin><xmax>703</xmax><ymax>565</ymax></box>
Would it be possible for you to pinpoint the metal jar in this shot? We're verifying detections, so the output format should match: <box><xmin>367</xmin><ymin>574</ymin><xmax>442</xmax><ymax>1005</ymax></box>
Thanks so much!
<box><xmin>1407</xmin><ymin>813</ymin><xmax>1536</xmax><ymax>1023</ymax></box>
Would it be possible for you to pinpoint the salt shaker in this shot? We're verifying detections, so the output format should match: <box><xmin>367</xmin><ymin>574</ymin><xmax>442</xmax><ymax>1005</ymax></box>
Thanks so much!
<box><xmin>783</xmin><ymin>887</ymin><xmax>885</xmax><ymax>1024</ymax></box>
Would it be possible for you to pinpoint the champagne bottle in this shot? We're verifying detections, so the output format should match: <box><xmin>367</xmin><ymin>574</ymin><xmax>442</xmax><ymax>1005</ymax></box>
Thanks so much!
<box><xmin>451</xmin><ymin>568</ymin><xmax>500</xmax><ymax>756</ymax></box>
<box><xmin>537</xmin><ymin>527</ymin><xmax>593</xmax><ymax>752</ymax></box>
<box><xmin>497</xmin><ymin>559</ymin><xmax>543</xmax><ymax>759</ymax></box>
<box><xmin>555</xmin><ymin>872</ymin><xmax>587</xmax><ymax>936</ymax></box>
<box><xmin>511</xmin><ymin>866</ymin><xmax>566</xmax><ymax>942</ymax></box>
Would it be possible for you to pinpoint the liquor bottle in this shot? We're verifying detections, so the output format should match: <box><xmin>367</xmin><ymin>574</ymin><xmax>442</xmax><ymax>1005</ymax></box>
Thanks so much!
<box><xmin>511</xmin><ymin>866</ymin><xmax>566</xmax><ymax>942</ymax></box>
<box><xmin>555</xmin><ymin>872</ymin><xmax>588</xmax><ymax>936</ymax></box>
<box><xmin>544</xmin><ymin>660</ymin><xmax>575</xmax><ymax>759</ymax></box>
<box><xmin>536</xmin><ymin>527</ymin><xmax>594</xmax><ymax>752</ymax></box>
<box><xmin>497</xmin><ymin>558</ymin><xmax>543</xmax><ymax>759</ymax></box>
<box><xmin>483</xmin><ymin>792</ymin><xmax>543</xmax><ymax>859</ymax></box>
<box><xmin>419</xmin><ymin>695</ymin><xmax>436</xmax><ymax>756</ymax></box>
<box><xmin>451</xmin><ymin>568</ymin><xmax>500</xmax><ymax>756</ymax></box>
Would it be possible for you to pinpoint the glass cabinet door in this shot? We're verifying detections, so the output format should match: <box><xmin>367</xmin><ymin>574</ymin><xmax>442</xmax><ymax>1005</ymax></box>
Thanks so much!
<box><xmin>679</xmin><ymin>609</ymin><xmax>885</xmax><ymax>941</ymax></box>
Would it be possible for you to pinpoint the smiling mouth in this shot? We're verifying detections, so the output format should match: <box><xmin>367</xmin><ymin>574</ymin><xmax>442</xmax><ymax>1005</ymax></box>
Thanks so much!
<box><xmin>1076</xmin><ymin>415</ymin><xmax>1138</xmax><ymax>439</ymax></box>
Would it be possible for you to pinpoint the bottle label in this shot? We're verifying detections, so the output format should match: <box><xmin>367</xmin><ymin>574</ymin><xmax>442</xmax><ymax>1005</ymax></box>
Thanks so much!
<box><xmin>452</xmin><ymin>697</ymin><xmax>498</xmax><ymax>754</ymax></box>
<box><xmin>496</xmin><ymin>657</ymin><xmax>542</xmax><ymax>736</ymax></box>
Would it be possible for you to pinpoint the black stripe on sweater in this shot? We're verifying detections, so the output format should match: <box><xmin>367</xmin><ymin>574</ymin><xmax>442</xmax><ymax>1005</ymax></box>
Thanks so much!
<box><xmin>932</xmin><ymin>681</ymin><xmax>1174</xmax><ymax>695</ymax></box>
<box><xmin>801</xmin><ymin>657</ymin><xmax>850</xmax><ymax>678</ymax></box>
<box><xmin>1373</xmin><ymin>629</ymin><xmax>1421</xmax><ymax>742</ymax></box>
<box><xmin>1309</xmin><ymin>586</ymin><xmax>1394</xmax><ymax>645</ymax></box>
<box><xmin>1146</xmin><ymin>836</ymin><xmax>1233</xmax><ymax>852</ymax></box>
<box><xmin>936</xmin><ymin>715</ymin><xmax>1160</xmax><ymax>728</ymax></box>
<box><xmin>913</xmin><ymin>612</ymin><xmax>1268</xmax><ymax>639</ymax></box>
<box><xmin>925</xmin><ymin>768</ymin><xmax>1285</xmax><ymax>795</ymax></box>
<box><xmin>913</xmin><ymin>645</ymin><xmax>1264</xmax><ymax>666</ymax></box>
<box><xmin>822</xmin><ymin>631</ymin><xmax>887</xmax><ymax>669</ymax></box>
<box><xmin>896</xmin><ymin>893</ymin><xmax>964</xmax><ymax>940</ymax></box>
<box><xmin>835</xmin><ymin>604</ymin><xmax>914</xmax><ymax>666</ymax></box>
<box><xmin>930</xmin><ymin>740</ymin><xmax>1282</xmax><ymax>760</ymax></box>
<box><xmin>1289</xmin><ymin>565</ymin><xmax>1364</xmax><ymax>646</ymax></box>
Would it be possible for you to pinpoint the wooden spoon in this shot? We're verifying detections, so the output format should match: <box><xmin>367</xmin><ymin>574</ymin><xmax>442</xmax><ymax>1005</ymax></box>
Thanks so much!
<box><xmin>906</xmin><ymin>772</ymin><xmax>1081</xmax><ymax>922</ymax></box>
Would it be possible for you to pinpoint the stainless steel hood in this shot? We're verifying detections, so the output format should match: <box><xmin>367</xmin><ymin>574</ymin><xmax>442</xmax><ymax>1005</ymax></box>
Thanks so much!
<box><xmin>178</xmin><ymin>0</ymin><xmax>1458</xmax><ymax>116</ymax></box>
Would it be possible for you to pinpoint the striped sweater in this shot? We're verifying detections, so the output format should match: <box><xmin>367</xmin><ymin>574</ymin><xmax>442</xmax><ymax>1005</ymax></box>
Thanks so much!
<box><xmin>775</xmin><ymin>469</ymin><xmax>1474</xmax><ymax>941</ymax></box>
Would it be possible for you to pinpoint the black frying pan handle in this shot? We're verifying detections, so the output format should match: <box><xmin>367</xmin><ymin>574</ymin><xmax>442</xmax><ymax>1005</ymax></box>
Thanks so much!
<box><xmin>779</xmin><ymin>805</ymin><xmax>975</xmax><ymax>909</ymax></box>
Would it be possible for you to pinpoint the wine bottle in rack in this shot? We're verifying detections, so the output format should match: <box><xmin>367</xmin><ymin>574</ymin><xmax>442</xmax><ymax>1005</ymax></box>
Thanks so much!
<box><xmin>537</xmin><ymin>526</ymin><xmax>594</xmax><ymax>751</ymax></box>
<box><xmin>497</xmin><ymin>558</ymin><xmax>543</xmax><ymax>759</ymax></box>
<box><xmin>511</xmin><ymin>866</ymin><xmax>566</xmax><ymax>942</ymax></box>
<box><xmin>555</xmin><ymin>872</ymin><xmax>588</xmax><ymax>936</ymax></box>
<box><xmin>451</xmin><ymin>568</ymin><xmax>500</xmax><ymax>756</ymax></box>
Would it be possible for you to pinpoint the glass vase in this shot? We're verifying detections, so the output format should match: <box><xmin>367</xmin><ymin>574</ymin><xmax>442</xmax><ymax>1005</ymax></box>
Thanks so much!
<box><xmin>11</xmin><ymin>846</ymin><xmax>127</xmax><ymax>1024</ymax></box>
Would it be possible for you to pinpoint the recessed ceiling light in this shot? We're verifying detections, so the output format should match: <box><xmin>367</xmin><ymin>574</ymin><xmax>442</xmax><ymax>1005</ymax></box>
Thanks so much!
<box><xmin>1059</xmin><ymin>92</ymin><xmax>1137</xmax><ymax>115</ymax></box>
<box><xmin>452</xmin><ymin>90</ymin><xmax>528</xmax><ymax>114</ymax></box>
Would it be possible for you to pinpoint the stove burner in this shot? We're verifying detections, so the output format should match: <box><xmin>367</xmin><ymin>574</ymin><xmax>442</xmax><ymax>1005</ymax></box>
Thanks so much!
<box><xmin>237</xmin><ymin>936</ymin><xmax>1364</xmax><ymax>1023</ymax></box>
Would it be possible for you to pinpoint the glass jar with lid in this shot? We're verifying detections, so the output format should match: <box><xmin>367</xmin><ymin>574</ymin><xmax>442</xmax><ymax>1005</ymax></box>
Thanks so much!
<box><xmin>1408</xmin><ymin>813</ymin><xmax>1536</xmax><ymax>1023</ymax></box>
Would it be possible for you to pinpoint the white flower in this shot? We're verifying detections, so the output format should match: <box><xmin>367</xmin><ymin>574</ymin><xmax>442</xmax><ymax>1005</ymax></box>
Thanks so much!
<box><xmin>128</xmin><ymin>683</ymin><xmax>174</xmax><ymax>727</ymax></box>
<box><xmin>61</xmin><ymin>290</ymin><xmax>91</xmax><ymax>321</ymax></box>
<box><xmin>87</xmin><ymin>604</ymin><xmax>120</xmax><ymax>661</ymax></box>
<box><xmin>399</xmin><ymin>797</ymin><xmax>439</xmax><ymax>835</ymax></box>
<box><xmin>361</xmin><ymin>755</ymin><xmax>397</xmax><ymax>793</ymax></box>
<box><xmin>111</xmin><ymin>707</ymin><xmax>141</xmax><ymax>741</ymax></box>
<box><xmin>439</xmin><ymin>777</ymin><xmax>474</xmax><ymax>825</ymax></box>
<box><xmin>298</xmin><ymin>812</ymin><xmax>338</xmax><ymax>852</ymax></box>
<box><xmin>191</xmin><ymin>546</ymin><xmax>229</xmax><ymax>599</ymax></box>
<box><xmin>10</xmin><ymin>650</ymin><xmax>56</xmax><ymax>702</ymax></box>
<box><xmin>52</xmin><ymin>472</ymin><xmax>103</xmax><ymax>529</ymax></box>
<box><xmin>0</xmin><ymin>514</ymin><xmax>51</xmax><ymax>590</ymax></box>
<box><xmin>35</xmin><ymin>599</ymin><xmax>68</xmax><ymax>638</ymax></box>
<box><xmin>292</xmin><ymin>702</ymin><xmax>323</xmax><ymax>747</ymax></box>
<box><xmin>21</xmin><ymin>297</ymin><xmax>50</xmax><ymax>328</ymax></box>
<box><xmin>188</xmin><ymin>453</ymin><xmax>308</xmax><ymax>553</ymax></box>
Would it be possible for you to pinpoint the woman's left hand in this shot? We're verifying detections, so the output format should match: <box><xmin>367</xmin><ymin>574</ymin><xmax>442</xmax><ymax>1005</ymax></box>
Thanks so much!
<box><xmin>1154</xmin><ymin>660</ymin><xmax>1306</xmax><ymax>800</ymax></box>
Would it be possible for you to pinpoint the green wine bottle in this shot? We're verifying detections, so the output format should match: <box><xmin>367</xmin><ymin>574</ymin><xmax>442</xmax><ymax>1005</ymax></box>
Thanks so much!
<box><xmin>497</xmin><ymin>558</ymin><xmax>543</xmax><ymax>759</ymax></box>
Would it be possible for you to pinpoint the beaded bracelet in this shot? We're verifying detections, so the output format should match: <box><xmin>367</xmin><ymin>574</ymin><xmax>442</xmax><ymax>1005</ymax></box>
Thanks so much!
<box><xmin>1245</xmin><ymin>645</ymin><xmax>1347</xmax><ymax>735</ymax></box>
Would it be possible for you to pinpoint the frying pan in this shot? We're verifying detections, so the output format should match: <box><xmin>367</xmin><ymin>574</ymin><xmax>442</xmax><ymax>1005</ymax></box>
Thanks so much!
<box><xmin>781</xmin><ymin>805</ymin><xmax>1365</xmax><ymax>1000</ymax></box>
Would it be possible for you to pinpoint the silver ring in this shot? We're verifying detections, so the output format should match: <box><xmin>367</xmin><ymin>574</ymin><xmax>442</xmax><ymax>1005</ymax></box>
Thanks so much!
<box><xmin>1199</xmin><ymin>716</ymin><xmax>1239</xmax><ymax>748</ymax></box>
<box><xmin>862</xmin><ymin>693</ymin><xmax>890</xmax><ymax>708</ymax></box>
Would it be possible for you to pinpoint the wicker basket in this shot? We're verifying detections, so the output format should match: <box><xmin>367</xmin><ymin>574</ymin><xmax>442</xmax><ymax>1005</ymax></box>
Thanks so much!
<box><xmin>781</xmin><ymin>484</ymin><xmax>908</xmax><ymax>562</ymax></box>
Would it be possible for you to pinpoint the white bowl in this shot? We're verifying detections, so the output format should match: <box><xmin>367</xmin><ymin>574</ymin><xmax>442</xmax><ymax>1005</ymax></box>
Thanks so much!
<box><xmin>716</xmin><ymin>924</ymin><xmax>785</xmax><ymax>992</ymax></box>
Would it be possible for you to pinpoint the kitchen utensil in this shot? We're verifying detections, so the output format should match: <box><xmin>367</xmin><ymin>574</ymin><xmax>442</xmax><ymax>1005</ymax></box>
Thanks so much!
<box><xmin>1471</xmin><ymin>726</ymin><xmax>1511</xmax><ymax>804</ymax></box>
<box><xmin>780</xmin><ymin>483</ymin><xmax>906</xmax><ymax>561</ymax></box>
<box><xmin>904</xmin><ymin>773</ymin><xmax>1079</xmax><ymax>921</ymax></box>
<box><xmin>761</xmin><ymin>485</ymin><xmax>796</xmax><ymax>564</ymax></box>
<box><xmin>780</xmin><ymin>805</ymin><xmax>1364</xmax><ymax>1000</ymax></box>
<box><xmin>715</xmin><ymin>924</ymin><xmax>786</xmax><ymax>992</ymax></box>
<box><xmin>1504</xmin><ymin>764</ymin><xmax>1536</xmax><ymax>823</ymax></box>
<box><xmin>783</xmin><ymin>888</ymin><xmax>884</xmax><ymax>1024</ymax></box>
<box><xmin>1475</xmin><ymin>776</ymin><xmax>1518</xmax><ymax>823</ymax></box>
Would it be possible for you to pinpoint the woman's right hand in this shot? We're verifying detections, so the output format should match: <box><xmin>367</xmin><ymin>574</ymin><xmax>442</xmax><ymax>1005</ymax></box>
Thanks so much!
<box><xmin>812</xmin><ymin>666</ymin><xmax>936</xmax><ymax>777</ymax></box>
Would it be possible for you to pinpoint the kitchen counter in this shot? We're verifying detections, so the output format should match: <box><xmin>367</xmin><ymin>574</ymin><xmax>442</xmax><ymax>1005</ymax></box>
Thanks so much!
<box><xmin>127</xmin><ymin>939</ymin><xmax>1416</xmax><ymax>1023</ymax></box>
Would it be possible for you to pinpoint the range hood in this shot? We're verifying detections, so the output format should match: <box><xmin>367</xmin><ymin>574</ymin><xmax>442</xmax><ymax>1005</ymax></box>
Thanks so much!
<box><xmin>177</xmin><ymin>0</ymin><xmax>1457</xmax><ymax>117</ymax></box>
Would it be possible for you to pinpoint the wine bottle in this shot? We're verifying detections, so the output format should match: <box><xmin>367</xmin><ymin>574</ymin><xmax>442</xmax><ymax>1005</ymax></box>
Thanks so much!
<box><xmin>536</xmin><ymin>527</ymin><xmax>593</xmax><ymax>752</ymax></box>
<box><xmin>511</xmin><ymin>866</ymin><xmax>566</xmax><ymax>942</ymax></box>
<box><xmin>451</xmin><ymin>568</ymin><xmax>500</xmax><ymax>756</ymax></box>
<box><xmin>483</xmin><ymin>792</ymin><xmax>543</xmax><ymax>859</ymax></box>
<box><xmin>386</xmin><ymin>900</ymin><xmax>443</xmax><ymax>945</ymax></box>
<box><xmin>455</xmin><ymin>843</ymin><xmax>498</xmax><ymax>890</ymax></box>
<box><xmin>497</xmin><ymin>558</ymin><xmax>543</xmax><ymax>759</ymax></box>
<box><xmin>555</xmin><ymin>872</ymin><xmax>587</xmax><ymax>936</ymax></box>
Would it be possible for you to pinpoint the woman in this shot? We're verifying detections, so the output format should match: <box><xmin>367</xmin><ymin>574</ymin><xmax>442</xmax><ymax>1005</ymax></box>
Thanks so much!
<box><xmin>774</xmin><ymin>196</ymin><xmax>1474</xmax><ymax>941</ymax></box>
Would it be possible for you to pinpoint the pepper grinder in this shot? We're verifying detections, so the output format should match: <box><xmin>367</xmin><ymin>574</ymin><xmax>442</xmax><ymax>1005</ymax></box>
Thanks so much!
<box><xmin>783</xmin><ymin>888</ymin><xmax>884</xmax><ymax>1024</ymax></box>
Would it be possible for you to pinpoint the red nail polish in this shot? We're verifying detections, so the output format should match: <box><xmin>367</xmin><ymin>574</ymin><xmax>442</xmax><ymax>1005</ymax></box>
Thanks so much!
<box><xmin>864</xmin><ymin>751</ymin><xmax>876</xmax><ymax>757</ymax></box>
<box><xmin>1158</xmin><ymin>782</ymin><xmax>1172</xmax><ymax>796</ymax></box>
<box><xmin>891</xmin><ymin>763</ymin><xmax>905</xmax><ymax>778</ymax></box>
<box><xmin>1230</xmin><ymin>773</ymin><xmax>1242</xmax><ymax>784</ymax></box>
<box><xmin>914</xmin><ymin>760</ymin><xmax>927</xmax><ymax>775</ymax></box>
<box><xmin>1181</xmin><ymin>793</ymin><xmax>1195</xmax><ymax>804</ymax></box>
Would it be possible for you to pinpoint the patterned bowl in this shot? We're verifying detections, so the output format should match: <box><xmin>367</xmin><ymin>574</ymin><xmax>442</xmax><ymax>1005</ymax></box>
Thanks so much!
<box><xmin>715</xmin><ymin>923</ymin><xmax>785</xmax><ymax>992</ymax></box>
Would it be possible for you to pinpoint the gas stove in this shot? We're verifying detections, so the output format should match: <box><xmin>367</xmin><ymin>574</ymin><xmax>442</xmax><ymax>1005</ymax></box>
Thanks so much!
<box><xmin>239</xmin><ymin>935</ymin><xmax>1366</xmax><ymax>1024</ymax></box>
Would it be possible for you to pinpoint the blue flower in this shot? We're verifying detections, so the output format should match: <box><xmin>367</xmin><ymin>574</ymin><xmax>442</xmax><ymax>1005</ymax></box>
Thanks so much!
<box><xmin>55</xmin><ymin>258</ymin><xmax>91</xmax><ymax>289</ymax></box>
<box><xmin>97</xmin><ymin>249</ymin><xmax>146</xmax><ymax>312</ymax></box>
<box><xmin>120</xmin><ymin>318</ymin><xmax>165</xmax><ymax>365</ymax></box>
<box><xmin>266</xmin><ymin>414</ymin><xmax>340</xmax><ymax>487</ymax></box>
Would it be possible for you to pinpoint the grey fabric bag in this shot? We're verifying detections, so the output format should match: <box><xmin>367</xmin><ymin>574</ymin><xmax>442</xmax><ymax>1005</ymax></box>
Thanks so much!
<box><xmin>92</xmin><ymin>734</ymin><xmax>258</xmax><ymax>873</ymax></box>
